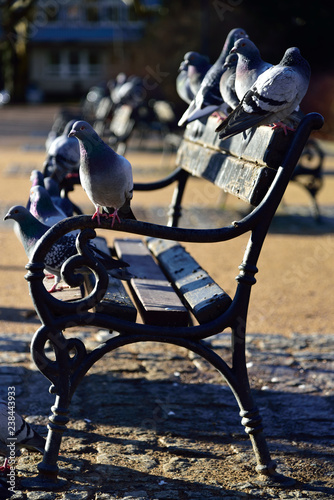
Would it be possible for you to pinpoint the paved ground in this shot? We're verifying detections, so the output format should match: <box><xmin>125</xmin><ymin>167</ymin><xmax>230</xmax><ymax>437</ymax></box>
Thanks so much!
<box><xmin>0</xmin><ymin>105</ymin><xmax>333</xmax><ymax>499</ymax></box>
<box><xmin>0</xmin><ymin>330</ymin><xmax>333</xmax><ymax>499</ymax></box>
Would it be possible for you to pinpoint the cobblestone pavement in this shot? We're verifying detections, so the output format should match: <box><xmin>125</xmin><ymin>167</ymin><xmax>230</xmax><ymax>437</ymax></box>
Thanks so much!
<box><xmin>0</xmin><ymin>328</ymin><xmax>333</xmax><ymax>499</ymax></box>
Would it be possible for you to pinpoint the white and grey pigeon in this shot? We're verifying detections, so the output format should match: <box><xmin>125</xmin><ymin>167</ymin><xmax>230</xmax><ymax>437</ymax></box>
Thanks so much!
<box><xmin>29</xmin><ymin>185</ymin><xmax>68</xmax><ymax>227</ymax></box>
<box><xmin>68</xmin><ymin>120</ymin><xmax>136</xmax><ymax>227</ymax></box>
<box><xmin>215</xmin><ymin>47</ymin><xmax>311</xmax><ymax>140</ymax></box>
<box><xmin>178</xmin><ymin>27</ymin><xmax>248</xmax><ymax>126</ymax></box>
<box><xmin>4</xmin><ymin>206</ymin><xmax>131</xmax><ymax>292</ymax></box>
<box><xmin>176</xmin><ymin>51</ymin><xmax>211</xmax><ymax>104</ymax></box>
<box><xmin>0</xmin><ymin>399</ymin><xmax>45</xmax><ymax>472</ymax></box>
<box><xmin>44</xmin><ymin>119</ymin><xmax>80</xmax><ymax>183</ymax></box>
<box><xmin>219</xmin><ymin>53</ymin><xmax>239</xmax><ymax>112</ymax></box>
<box><xmin>230</xmin><ymin>37</ymin><xmax>272</xmax><ymax>101</ymax></box>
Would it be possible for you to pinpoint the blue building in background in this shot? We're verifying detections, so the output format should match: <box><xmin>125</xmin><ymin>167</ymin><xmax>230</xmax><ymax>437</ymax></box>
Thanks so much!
<box><xmin>26</xmin><ymin>0</ymin><xmax>151</xmax><ymax>100</ymax></box>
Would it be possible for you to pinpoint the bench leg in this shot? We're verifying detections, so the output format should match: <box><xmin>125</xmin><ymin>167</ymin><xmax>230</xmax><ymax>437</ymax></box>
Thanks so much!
<box><xmin>21</xmin><ymin>394</ymin><xmax>69</xmax><ymax>490</ymax></box>
<box><xmin>167</xmin><ymin>169</ymin><xmax>189</xmax><ymax>227</ymax></box>
<box><xmin>229</xmin><ymin>319</ymin><xmax>296</xmax><ymax>486</ymax></box>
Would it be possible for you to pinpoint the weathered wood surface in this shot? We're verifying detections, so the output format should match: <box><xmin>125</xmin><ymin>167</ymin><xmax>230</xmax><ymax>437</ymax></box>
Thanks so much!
<box><xmin>46</xmin><ymin>277</ymin><xmax>83</xmax><ymax>301</ymax></box>
<box><xmin>84</xmin><ymin>236</ymin><xmax>137</xmax><ymax>321</ymax></box>
<box><xmin>85</xmin><ymin>273</ymin><xmax>137</xmax><ymax>321</ymax></box>
<box><xmin>177</xmin><ymin>116</ymin><xmax>294</xmax><ymax>205</ymax></box>
<box><xmin>147</xmin><ymin>238</ymin><xmax>232</xmax><ymax>324</ymax></box>
<box><xmin>114</xmin><ymin>238</ymin><xmax>189</xmax><ymax>326</ymax></box>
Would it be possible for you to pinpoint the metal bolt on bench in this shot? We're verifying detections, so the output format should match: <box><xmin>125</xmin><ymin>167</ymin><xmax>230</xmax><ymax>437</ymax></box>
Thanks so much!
<box><xmin>22</xmin><ymin>112</ymin><xmax>324</xmax><ymax>490</ymax></box>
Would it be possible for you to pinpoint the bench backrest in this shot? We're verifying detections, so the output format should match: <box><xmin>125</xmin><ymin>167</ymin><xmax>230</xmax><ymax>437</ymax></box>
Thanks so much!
<box><xmin>176</xmin><ymin>116</ymin><xmax>295</xmax><ymax>206</ymax></box>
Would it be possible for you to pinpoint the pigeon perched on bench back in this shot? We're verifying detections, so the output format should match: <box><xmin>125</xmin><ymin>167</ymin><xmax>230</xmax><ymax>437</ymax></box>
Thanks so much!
<box><xmin>231</xmin><ymin>37</ymin><xmax>272</xmax><ymax>101</ymax></box>
<box><xmin>216</xmin><ymin>47</ymin><xmax>311</xmax><ymax>140</ymax></box>
<box><xmin>219</xmin><ymin>53</ymin><xmax>239</xmax><ymax>111</ymax></box>
<box><xmin>68</xmin><ymin>121</ymin><xmax>136</xmax><ymax>227</ymax></box>
<box><xmin>176</xmin><ymin>51</ymin><xmax>211</xmax><ymax>104</ymax></box>
<box><xmin>178</xmin><ymin>27</ymin><xmax>248</xmax><ymax>125</ymax></box>
<box><xmin>4</xmin><ymin>206</ymin><xmax>131</xmax><ymax>292</ymax></box>
<box><xmin>0</xmin><ymin>399</ymin><xmax>45</xmax><ymax>472</ymax></box>
<box><xmin>44</xmin><ymin>120</ymin><xmax>80</xmax><ymax>183</ymax></box>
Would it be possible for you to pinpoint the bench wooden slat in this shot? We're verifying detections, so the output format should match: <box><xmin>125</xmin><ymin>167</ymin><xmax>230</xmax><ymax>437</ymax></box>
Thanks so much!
<box><xmin>85</xmin><ymin>237</ymin><xmax>137</xmax><ymax>321</ymax></box>
<box><xmin>177</xmin><ymin>116</ymin><xmax>294</xmax><ymax>206</ymax></box>
<box><xmin>114</xmin><ymin>238</ymin><xmax>190</xmax><ymax>326</ymax></box>
<box><xmin>46</xmin><ymin>278</ymin><xmax>84</xmax><ymax>301</ymax></box>
<box><xmin>84</xmin><ymin>273</ymin><xmax>137</xmax><ymax>321</ymax></box>
<box><xmin>147</xmin><ymin>238</ymin><xmax>232</xmax><ymax>324</ymax></box>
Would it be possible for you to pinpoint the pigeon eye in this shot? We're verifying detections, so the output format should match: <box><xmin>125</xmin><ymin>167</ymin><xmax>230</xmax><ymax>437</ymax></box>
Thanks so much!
<box><xmin>241</xmin><ymin>43</ymin><xmax>246</xmax><ymax>47</ymax></box>
<box><xmin>80</xmin><ymin>126</ymin><xmax>85</xmax><ymax>130</ymax></box>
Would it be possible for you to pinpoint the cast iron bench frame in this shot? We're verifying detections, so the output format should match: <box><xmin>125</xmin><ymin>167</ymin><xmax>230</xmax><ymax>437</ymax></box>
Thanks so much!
<box><xmin>23</xmin><ymin>112</ymin><xmax>323</xmax><ymax>490</ymax></box>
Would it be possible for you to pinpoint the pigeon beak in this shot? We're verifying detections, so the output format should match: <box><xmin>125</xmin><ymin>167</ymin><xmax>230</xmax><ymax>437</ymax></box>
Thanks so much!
<box><xmin>230</xmin><ymin>47</ymin><xmax>237</xmax><ymax>54</ymax></box>
<box><xmin>3</xmin><ymin>213</ymin><xmax>10</xmax><ymax>221</ymax></box>
<box><xmin>68</xmin><ymin>130</ymin><xmax>76</xmax><ymax>137</ymax></box>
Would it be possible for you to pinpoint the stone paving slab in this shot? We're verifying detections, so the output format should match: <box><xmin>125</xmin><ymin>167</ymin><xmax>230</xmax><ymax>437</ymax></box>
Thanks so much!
<box><xmin>0</xmin><ymin>329</ymin><xmax>332</xmax><ymax>499</ymax></box>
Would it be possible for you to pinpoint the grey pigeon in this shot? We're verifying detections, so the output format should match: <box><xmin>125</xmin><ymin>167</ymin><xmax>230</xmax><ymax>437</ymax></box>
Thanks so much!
<box><xmin>29</xmin><ymin>185</ymin><xmax>67</xmax><ymax>227</ymax></box>
<box><xmin>219</xmin><ymin>53</ymin><xmax>239</xmax><ymax>111</ymax></box>
<box><xmin>68</xmin><ymin>121</ymin><xmax>136</xmax><ymax>227</ymax></box>
<box><xmin>0</xmin><ymin>398</ymin><xmax>45</xmax><ymax>472</ymax></box>
<box><xmin>176</xmin><ymin>51</ymin><xmax>211</xmax><ymax>104</ymax></box>
<box><xmin>216</xmin><ymin>47</ymin><xmax>311</xmax><ymax>140</ymax></box>
<box><xmin>230</xmin><ymin>37</ymin><xmax>272</xmax><ymax>101</ymax></box>
<box><xmin>44</xmin><ymin>119</ymin><xmax>80</xmax><ymax>183</ymax></box>
<box><xmin>178</xmin><ymin>27</ymin><xmax>248</xmax><ymax>126</ymax></box>
<box><xmin>4</xmin><ymin>206</ymin><xmax>131</xmax><ymax>292</ymax></box>
<box><xmin>29</xmin><ymin>169</ymin><xmax>44</xmax><ymax>188</ymax></box>
<box><xmin>43</xmin><ymin>176</ymin><xmax>74</xmax><ymax>217</ymax></box>
<box><xmin>26</xmin><ymin>169</ymin><xmax>45</xmax><ymax>211</ymax></box>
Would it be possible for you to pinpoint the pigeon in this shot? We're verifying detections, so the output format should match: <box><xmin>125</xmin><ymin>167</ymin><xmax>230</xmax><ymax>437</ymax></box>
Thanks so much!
<box><xmin>29</xmin><ymin>169</ymin><xmax>44</xmax><ymax>188</ymax></box>
<box><xmin>215</xmin><ymin>47</ymin><xmax>311</xmax><ymax>140</ymax></box>
<box><xmin>43</xmin><ymin>176</ymin><xmax>74</xmax><ymax>217</ymax></box>
<box><xmin>219</xmin><ymin>53</ymin><xmax>239</xmax><ymax>111</ymax></box>
<box><xmin>68</xmin><ymin>120</ymin><xmax>136</xmax><ymax>227</ymax></box>
<box><xmin>230</xmin><ymin>37</ymin><xmax>272</xmax><ymax>101</ymax></box>
<box><xmin>4</xmin><ymin>206</ymin><xmax>131</xmax><ymax>292</ymax></box>
<box><xmin>0</xmin><ymin>398</ymin><xmax>45</xmax><ymax>472</ymax></box>
<box><xmin>29</xmin><ymin>185</ymin><xmax>68</xmax><ymax>227</ymax></box>
<box><xmin>176</xmin><ymin>51</ymin><xmax>211</xmax><ymax>104</ymax></box>
<box><xmin>44</xmin><ymin>119</ymin><xmax>80</xmax><ymax>183</ymax></box>
<box><xmin>178</xmin><ymin>27</ymin><xmax>248</xmax><ymax>126</ymax></box>
<box><xmin>26</xmin><ymin>170</ymin><xmax>45</xmax><ymax>211</ymax></box>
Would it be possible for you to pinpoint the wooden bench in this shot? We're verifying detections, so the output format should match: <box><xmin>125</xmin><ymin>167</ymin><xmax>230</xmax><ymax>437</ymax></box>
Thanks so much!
<box><xmin>23</xmin><ymin>111</ymin><xmax>324</xmax><ymax>490</ymax></box>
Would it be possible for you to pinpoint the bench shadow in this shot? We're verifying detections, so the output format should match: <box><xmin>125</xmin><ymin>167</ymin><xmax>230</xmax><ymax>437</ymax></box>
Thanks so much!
<box><xmin>61</xmin><ymin>369</ymin><xmax>334</xmax><ymax>496</ymax></box>
<box><xmin>0</xmin><ymin>306</ymin><xmax>38</xmax><ymax>323</ymax></box>
<box><xmin>269</xmin><ymin>211</ymin><xmax>334</xmax><ymax>235</ymax></box>
<box><xmin>0</xmin><ymin>355</ymin><xmax>332</xmax><ymax>496</ymax></box>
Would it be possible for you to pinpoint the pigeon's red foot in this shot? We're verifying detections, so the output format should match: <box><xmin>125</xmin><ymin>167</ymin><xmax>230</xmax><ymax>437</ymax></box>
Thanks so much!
<box><xmin>48</xmin><ymin>283</ymin><xmax>69</xmax><ymax>293</ymax></box>
<box><xmin>0</xmin><ymin>459</ymin><xmax>9</xmax><ymax>473</ymax></box>
<box><xmin>92</xmin><ymin>209</ymin><xmax>101</xmax><ymax>225</ymax></box>
<box><xmin>212</xmin><ymin>111</ymin><xmax>227</xmax><ymax>123</ymax></box>
<box><xmin>269</xmin><ymin>122</ymin><xmax>295</xmax><ymax>135</ymax></box>
<box><xmin>65</xmin><ymin>173</ymin><xmax>79</xmax><ymax>179</ymax></box>
<box><xmin>107</xmin><ymin>209</ymin><xmax>121</xmax><ymax>228</ymax></box>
